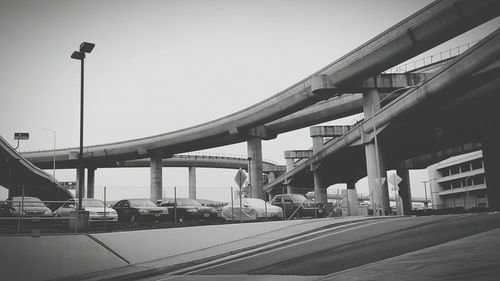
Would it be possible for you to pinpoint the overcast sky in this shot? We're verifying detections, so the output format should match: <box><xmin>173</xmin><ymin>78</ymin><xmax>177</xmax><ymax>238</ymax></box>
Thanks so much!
<box><xmin>1</xmin><ymin>0</ymin><xmax>498</xmax><ymax>202</ymax></box>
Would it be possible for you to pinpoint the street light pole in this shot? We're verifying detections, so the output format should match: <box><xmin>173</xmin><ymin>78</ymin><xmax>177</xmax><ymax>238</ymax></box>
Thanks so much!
<box><xmin>71</xmin><ymin>42</ymin><xmax>95</xmax><ymax>210</ymax></box>
<box><xmin>42</xmin><ymin>128</ymin><xmax>56</xmax><ymax>180</ymax></box>
<box><xmin>247</xmin><ymin>157</ymin><xmax>252</xmax><ymax>198</ymax></box>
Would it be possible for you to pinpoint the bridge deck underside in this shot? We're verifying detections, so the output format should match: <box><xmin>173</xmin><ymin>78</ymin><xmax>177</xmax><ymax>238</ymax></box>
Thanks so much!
<box><xmin>285</xmin><ymin>64</ymin><xmax>500</xmax><ymax>191</ymax></box>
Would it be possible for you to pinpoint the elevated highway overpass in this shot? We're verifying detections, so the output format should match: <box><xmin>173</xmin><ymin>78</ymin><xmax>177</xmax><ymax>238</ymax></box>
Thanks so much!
<box><xmin>265</xmin><ymin>28</ymin><xmax>500</xmax><ymax>215</ymax></box>
<box><xmin>0</xmin><ymin>135</ymin><xmax>72</xmax><ymax>207</ymax></box>
<box><xmin>18</xmin><ymin>0</ymin><xmax>500</xmax><ymax>203</ymax></box>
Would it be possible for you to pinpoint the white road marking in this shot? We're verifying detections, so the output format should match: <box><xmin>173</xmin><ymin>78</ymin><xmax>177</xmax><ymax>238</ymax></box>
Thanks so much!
<box><xmin>182</xmin><ymin>219</ymin><xmax>390</xmax><ymax>275</ymax></box>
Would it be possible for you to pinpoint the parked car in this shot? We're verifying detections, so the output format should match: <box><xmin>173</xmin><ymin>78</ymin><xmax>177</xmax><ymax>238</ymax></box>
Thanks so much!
<box><xmin>221</xmin><ymin>198</ymin><xmax>283</xmax><ymax>221</ymax></box>
<box><xmin>54</xmin><ymin>198</ymin><xmax>118</xmax><ymax>222</ymax></box>
<box><xmin>270</xmin><ymin>194</ymin><xmax>323</xmax><ymax>219</ymax></box>
<box><xmin>157</xmin><ymin>198</ymin><xmax>218</xmax><ymax>223</ymax></box>
<box><xmin>113</xmin><ymin>199</ymin><xmax>169</xmax><ymax>223</ymax></box>
<box><xmin>0</xmin><ymin>202</ymin><xmax>17</xmax><ymax>217</ymax></box>
<box><xmin>5</xmin><ymin>196</ymin><xmax>53</xmax><ymax>217</ymax></box>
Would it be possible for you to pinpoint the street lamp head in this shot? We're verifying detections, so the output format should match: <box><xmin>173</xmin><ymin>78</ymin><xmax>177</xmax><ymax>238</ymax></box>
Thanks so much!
<box><xmin>71</xmin><ymin>51</ymin><xmax>85</xmax><ymax>60</ymax></box>
<box><xmin>80</xmin><ymin>42</ymin><xmax>95</xmax><ymax>53</ymax></box>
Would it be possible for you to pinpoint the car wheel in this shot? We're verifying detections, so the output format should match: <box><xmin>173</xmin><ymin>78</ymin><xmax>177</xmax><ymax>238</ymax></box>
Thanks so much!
<box><xmin>129</xmin><ymin>214</ymin><xmax>136</xmax><ymax>224</ymax></box>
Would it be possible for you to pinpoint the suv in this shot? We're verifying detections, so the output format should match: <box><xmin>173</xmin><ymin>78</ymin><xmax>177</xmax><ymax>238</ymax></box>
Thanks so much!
<box><xmin>270</xmin><ymin>194</ymin><xmax>323</xmax><ymax>219</ymax></box>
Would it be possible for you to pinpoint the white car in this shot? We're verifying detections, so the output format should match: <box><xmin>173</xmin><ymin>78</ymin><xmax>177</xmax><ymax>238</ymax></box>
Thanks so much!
<box><xmin>221</xmin><ymin>198</ymin><xmax>283</xmax><ymax>221</ymax></box>
<box><xmin>54</xmin><ymin>198</ymin><xmax>118</xmax><ymax>222</ymax></box>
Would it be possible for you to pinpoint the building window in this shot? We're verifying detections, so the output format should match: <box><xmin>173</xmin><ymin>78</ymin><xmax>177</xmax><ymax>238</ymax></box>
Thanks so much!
<box><xmin>477</xmin><ymin>190</ymin><xmax>486</xmax><ymax>199</ymax></box>
<box><xmin>450</xmin><ymin>165</ymin><xmax>460</xmax><ymax>175</ymax></box>
<box><xmin>460</xmin><ymin>163</ymin><xmax>471</xmax><ymax>172</ymax></box>
<box><xmin>474</xmin><ymin>175</ymin><xmax>485</xmax><ymax>185</ymax></box>
<box><xmin>471</xmin><ymin>159</ymin><xmax>483</xmax><ymax>170</ymax></box>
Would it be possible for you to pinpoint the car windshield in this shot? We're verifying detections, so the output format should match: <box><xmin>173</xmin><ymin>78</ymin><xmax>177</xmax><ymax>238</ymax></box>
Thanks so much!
<box><xmin>176</xmin><ymin>198</ymin><xmax>202</xmax><ymax>206</ymax></box>
<box><xmin>11</xmin><ymin>197</ymin><xmax>46</xmax><ymax>207</ymax></box>
<box><xmin>129</xmin><ymin>199</ymin><xmax>156</xmax><ymax>207</ymax></box>
<box><xmin>290</xmin><ymin>194</ymin><xmax>308</xmax><ymax>202</ymax></box>
<box><xmin>83</xmin><ymin>199</ymin><xmax>105</xmax><ymax>208</ymax></box>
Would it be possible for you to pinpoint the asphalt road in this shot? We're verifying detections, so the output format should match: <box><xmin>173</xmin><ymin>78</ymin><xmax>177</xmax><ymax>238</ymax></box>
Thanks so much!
<box><xmin>182</xmin><ymin>213</ymin><xmax>500</xmax><ymax>276</ymax></box>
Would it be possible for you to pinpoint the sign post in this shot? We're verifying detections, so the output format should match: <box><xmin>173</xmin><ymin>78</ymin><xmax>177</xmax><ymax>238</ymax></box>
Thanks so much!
<box><xmin>234</xmin><ymin>168</ymin><xmax>247</xmax><ymax>223</ymax></box>
<box><xmin>13</xmin><ymin>132</ymin><xmax>29</xmax><ymax>150</ymax></box>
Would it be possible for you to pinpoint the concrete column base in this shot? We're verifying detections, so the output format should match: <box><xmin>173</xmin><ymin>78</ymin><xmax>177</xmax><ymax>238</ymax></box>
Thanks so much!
<box><xmin>69</xmin><ymin>210</ymin><xmax>89</xmax><ymax>233</ymax></box>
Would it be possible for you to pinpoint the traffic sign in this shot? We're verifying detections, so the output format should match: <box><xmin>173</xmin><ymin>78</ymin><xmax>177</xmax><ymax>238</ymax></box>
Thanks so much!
<box><xmin>14</xmin><ymin>132</ymin><xmax>29</xmax><ymax>140</ymax></box>
<box><xmin>234</xmin><ymin>168</ymin><xmax>247</xmax><ymax>188</ymax></box>
<box><xmin>388</xmin><ymin>173</ymin><xmax>402</xmax><ymax>187</ymax></box>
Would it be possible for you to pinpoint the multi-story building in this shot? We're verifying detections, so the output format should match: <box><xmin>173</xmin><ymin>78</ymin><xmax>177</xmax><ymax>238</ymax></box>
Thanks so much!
<box><xmin>428</xmin><ymin>151</ymin><xmax>488</xmax><ymax>210</ymax></box>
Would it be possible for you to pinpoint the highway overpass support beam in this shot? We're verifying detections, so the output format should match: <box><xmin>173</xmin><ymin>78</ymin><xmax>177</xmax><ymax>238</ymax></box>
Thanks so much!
<box><xmin>248</xmin><ymin>137</ymin><xmax>264</xmax><ymax>199</ymax></box>
<box><xmin>189</xmin><ymin>166</ymin><xmax>196</xmax><ymax>199</ymax></box>
<box><xmin>150</xmin><ymin>153</ymin><xmax>163</xmax><ymax>202</ymax></box>
<box><xmin>87</xmin><ymin>167</ymin><xmax>96</xmax><ymax>199</ymax></box>
<box><xmin>312</xmin><ymin>132</ymin><xmax>327</xmax><ymax>211</ymax></box>
<box><xmin>346</xmin><ymin>181</ymin><xmax>358</xmax><ymax>216</ymax></box>
<box><xmin>396</xmin><ymin>166</ymin><xmax>412</xmax><ymax>215</ymax></box>
<box><xmin>483</xmin><ymin>130</ymin><xmax>500</xmax><ymax>211</ymax></box>
<box><xmin>363</xmin><ymin>89</ymin><xmax>390</xmax><ymax>215</ymax></box>
<box><xmin>75</xmin><ymin>169</ymin><xmax>85</xmax><ymax>199</ymax></box>
<box><xmin>284</xmin><ymin>150</ymin><xmax>312</xmax><ymax>194</ymax></box>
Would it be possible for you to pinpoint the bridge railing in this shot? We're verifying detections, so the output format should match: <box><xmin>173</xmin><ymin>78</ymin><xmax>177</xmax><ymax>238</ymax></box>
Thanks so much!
<box><xmin>176</xmin><ymin>152</ymin><xmax>281</xmax><ymax>166</ymax></box>
<box><xmin>383</xmin><ymin>41</ymin><xmax>479</xmax><ymax>74</ymax></box>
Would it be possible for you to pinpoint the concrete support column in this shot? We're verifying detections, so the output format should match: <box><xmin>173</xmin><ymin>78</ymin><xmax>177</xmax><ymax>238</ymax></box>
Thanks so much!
<box><xmin>189</xmin><ymin>166</ymin><xmax>196</xmax><ymax>199</ymax></box>
<box><xmin>285</xmin><ymin>158</ymin><xmax>295</xmax><ymax>194</ymax></box>
<box><xmin>396</xmin><ymin>166</ymin><xmax>413</xmax><ymax>215</ymax></box>
<box><xmin>363</xmin><ymin>89</ymin><xmax>390</xmax><ymax>215</ymax></box>
<box><xmin>75</xmin><ymin>169</ymin><xmax>85</xmax><ymax>199</ymax></box>
<box><xmin>483</xmin><ymin>130</ymin><xmax>500</xmax><ymax>211</ymax></box>
<box><xmin>87</xmin><ymin>167</ymin><xmax>96</xmax><ymax>199</ymax></box>
<box><xmin>312</xmin><ymin>134</ymin><xmax>328</xmax><ymax>209</ymax></box>
<box><xmin>247</xmin><ymin>137</ymin><xmax>264</xmax><ymax>199</ymax></box>
<box><xmin>267</xmin><ymin>172</ymin><xmax>276</xmax><ymax>183</ymax></box>
<box><xmin>150</xmin><ymin>154</ymin><xmax>163</xmax><ymax>202</ymax></box>
<box><xmin>346</xmin><ymin>188</ymin><xmax>359</xmax><ymax>216</ymax></box>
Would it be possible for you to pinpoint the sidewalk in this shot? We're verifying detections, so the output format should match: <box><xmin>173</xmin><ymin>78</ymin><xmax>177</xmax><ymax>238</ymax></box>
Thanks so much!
<box><xmin>73</xmin><ymin>216</ymin><xmax>376</xmax><ymax>281</ymax></box>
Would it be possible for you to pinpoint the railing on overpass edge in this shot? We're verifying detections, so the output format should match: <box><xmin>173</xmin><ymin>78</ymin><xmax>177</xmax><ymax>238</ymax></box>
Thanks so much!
<box><xmin>383</xmin><ymin>40</ymin><xmax>479</xmax><ymax>74</ymax></box>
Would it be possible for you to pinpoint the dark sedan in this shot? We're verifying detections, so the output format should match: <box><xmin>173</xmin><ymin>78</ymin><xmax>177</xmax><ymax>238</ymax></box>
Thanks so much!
<box><xmin>158</xmin><ymin>198</ymin><xmax>218</xmax><ymax>223</ymax></box>
<box><xmin>113</xmin><ymin>199</ymin><xmax>169</xmax><ymax>223</ymax></box>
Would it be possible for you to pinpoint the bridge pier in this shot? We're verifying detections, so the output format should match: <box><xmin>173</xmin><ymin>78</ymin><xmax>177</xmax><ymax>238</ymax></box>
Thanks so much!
<box><xmin>75</xmin><ymin>169</ymin><xmax>85</xmax><ymax>199</ymax></box>
<box><xmin>285</xmin><ymin>156</ymin><xmax>296</xmax><ymax>194</ymax></box>
<box><xmin>483</xmin><ymin>130</ymin><xmax>500</xmax><ymax>211</ymax></box>
<box><xmin>87</xmin><ymin>167</ymin><xmax>96</xmax><ymax>199</ymax></box>
<box><xmin>311</xmin><ymin>131</ymin><xmax>327</xmax><ymax>209</ymax></box>
<box><xmin>346</xmin><ymin>181</ymin><xmax>358</xmax><ymax>216</ymax></box>
<box><xmin>247</xmin><ymin>137</ymin><xmax>264</xmax><ymax>199</ymax></box>
<box><xmin>189</xmin><ymin>166</ymin><xmax>196</xmax><ymax>199</ymax></box>
<box><xmin>363</xmin><ymin>89</ymin><xmax>390</xmax><ymax>215</ymax></box>
<box><xmin>284</xmin><ymin>150</ymin><xmax>311</xmax><ymax>194</ymax></box>
<box><xmin>150</xmin><ymin>153</ymin><xmax>163</xmax><ymax>202</ymax></box>
<box><xmin>396</xmin><ymin>166</ymin><xmax>412</xmax><ymax>215</ymax></box>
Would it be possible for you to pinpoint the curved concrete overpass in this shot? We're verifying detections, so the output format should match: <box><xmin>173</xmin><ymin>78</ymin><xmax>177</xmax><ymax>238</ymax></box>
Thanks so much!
<box><xmin>107</xmin><ymin>154</ymin><xmax>285</xmax><ymax>174</ymax></box>
<box><xmin>22</xmin><ymin>0</ymin><xmax>499</xmax><ymax>168</ymax></box>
